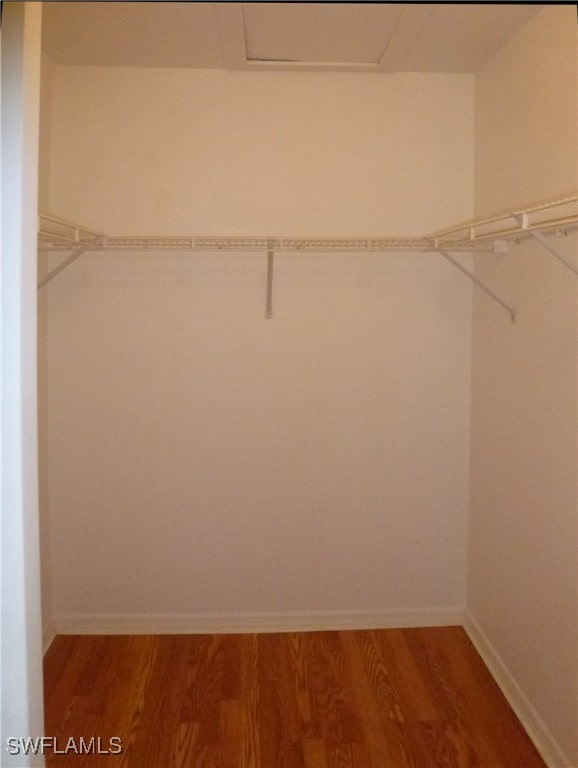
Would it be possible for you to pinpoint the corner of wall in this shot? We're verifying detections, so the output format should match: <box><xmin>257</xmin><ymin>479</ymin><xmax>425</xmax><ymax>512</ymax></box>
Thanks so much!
<box><xmin>469</xmin><ymin>5</ymin><xmax>578</xmax><ymax>765</ymax></box>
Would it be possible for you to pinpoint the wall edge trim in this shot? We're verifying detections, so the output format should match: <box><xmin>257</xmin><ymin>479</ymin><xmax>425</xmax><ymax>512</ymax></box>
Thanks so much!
<box><xmin>464</xmin><ymin>610</ymin><xmax>575</xmax><ymax>768</ymax></box>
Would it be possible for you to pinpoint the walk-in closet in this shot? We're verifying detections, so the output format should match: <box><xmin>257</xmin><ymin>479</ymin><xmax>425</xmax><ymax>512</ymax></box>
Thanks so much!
<box><xmin>2</xmin><ymin>3</ymin><xmax>576</xmax><ymax>767</ymax></box>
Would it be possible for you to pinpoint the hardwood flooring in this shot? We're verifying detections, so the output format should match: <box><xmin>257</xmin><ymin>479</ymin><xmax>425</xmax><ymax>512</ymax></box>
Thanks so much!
<box><xmin>43</xmin><ymin>626</ymin><xmax>547</xmax><ymax>768</ymax></box>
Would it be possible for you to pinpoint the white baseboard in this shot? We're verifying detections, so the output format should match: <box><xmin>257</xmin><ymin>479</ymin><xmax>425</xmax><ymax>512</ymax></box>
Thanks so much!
<box><xmin>50</xmin><ymin>606</ymin><xmax>465</xmax><ymax>637</ymax></box>
<box><xmin>464</xmin><ymin>611</ymin><xmax>574</xmax><ymax>768</ymax></box>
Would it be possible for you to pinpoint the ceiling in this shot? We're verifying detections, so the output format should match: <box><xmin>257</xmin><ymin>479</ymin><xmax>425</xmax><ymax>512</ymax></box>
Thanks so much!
<box><xmin>42</xmin><ymin>2</ymin><xmax>542</xmax><ymax>74</ymax></box>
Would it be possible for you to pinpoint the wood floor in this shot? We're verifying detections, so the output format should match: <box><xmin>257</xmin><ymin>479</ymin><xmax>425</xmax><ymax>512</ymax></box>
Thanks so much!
<box><xmin>43</xmin><ymin>627</ymin><xmax>547</xmax><ymax>768</ymax></box>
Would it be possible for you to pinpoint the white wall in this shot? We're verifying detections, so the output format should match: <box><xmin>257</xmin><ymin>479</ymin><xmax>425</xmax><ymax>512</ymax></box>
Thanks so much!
<box><xmin>470</xmin><ymin>7</ymin><xmax>577</xmax><ymax>766</ymax></box>
<box><xmin>474</xmin><ymin>6</ymin><xmax>577</xmax><ymax>217</ymax></box>
<box><xmin>47</xmin><ymin>68</ymin><xmax>474</xmax><ymax>236</ymax></box>
<box><xmin>1</xmin><ymin>3</ymin><xmax>45</xmax><ymax>765</ymax></box>
<box><xmin>41</xmin><ymin>67</ymin><xmax>474</xmax><ymax>628</ymax></box>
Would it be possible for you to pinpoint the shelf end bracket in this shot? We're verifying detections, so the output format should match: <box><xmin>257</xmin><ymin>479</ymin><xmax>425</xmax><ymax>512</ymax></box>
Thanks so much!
<box><xmin>265</xmin><ymin>240</ymin><xmax>274</xmax><ymax>319</ymax></box>
<box><xmin>432</xmin><ymin>242</ymin><xmax>516</xmax><ymax>322</ymax></box>
<box><xmin>516</xmin><ymin>218</ymin><xmax>578</xmax><ymax>275</ymax></box>
<box><xmin>37</xmin><ymin>245</ymin><xmax>90</xmax><ymax>289</ymax></box>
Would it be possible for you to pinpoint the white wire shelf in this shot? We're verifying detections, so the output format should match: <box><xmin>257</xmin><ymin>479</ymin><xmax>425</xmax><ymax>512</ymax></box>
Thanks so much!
<box><xmin>39</xmin><ymin>229</ymin><xmax>487</xmax><ymax>254</ymax></box>
<box><xmin>39</xmin><ymin>196</ymin><xmax>577</xmax><ymax>254</ymax></box>
<box><xmin>99</xmin><ymin>235</ymin><xmax>488</xmax><ymax>253</ymax></box>
<box><xmin>38</xmin><ymin>213</ymin><xmax>106</xmax><ymax>249</ymax></box>
<box><xmin>432</xmin><ymin>195</ymin><xmax>578</xmax><ymax>248</ymax></box>
<box><xmin>37</xmin><ymin>194</ymin><xmax>578</xmax><ymax>320</ymax></box>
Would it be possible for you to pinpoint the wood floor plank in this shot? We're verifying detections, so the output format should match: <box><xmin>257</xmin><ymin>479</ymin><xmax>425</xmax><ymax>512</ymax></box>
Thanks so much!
<box><xmin>400</xmin><ymin>628</ymin><xmax>508</xmax><ymax>767</ymax></box>
<box><xmin>305</xmin><ymin>632</ymin><xmax>364</xmax><ymax>751</ymax></box>
<box><xmin>43</xmin><ymin>627</ymin><xmax>548</xmax><ymax>768</ymax></box>
<box><xmin>339</xmin><ymin>630</ymin><xmax>412</xmax><ymax>768</ymax></box>
<box><xmin>43</xmin><ymin>636</ymin><xmax>98</xmax><ymax>724</ymax></box>
<box><xmin>372</xmin><ymin>628</ymin><xmax>441</xmax><ymax>722</ymax></box>
<box><xmin>423</xmin><ymin>627</ymin><xmax>548</xmax><ymax>768</ymax></box>
<box><xmin>302</xmin><ymin>739</ymin><xmax>328</xmax><ymax>768</ymax></box>
<box><xmin>288</xmin><ymin>632</ymin><xmax>319</xmax><ymax>741</ymax></box>
<box><xmin>258</xmin><ymin>634</ymin><xmax>304</xmax><ymax>768</ymax></box>
<box><xmin>239</xmin><ymin>634</ymin><xmax>260</xmax><ymax>768</ymax></box>
<box><xmin>221</xmin><ymin>700</ymin><xmax>241</xmax><ymax>768</ymax></box>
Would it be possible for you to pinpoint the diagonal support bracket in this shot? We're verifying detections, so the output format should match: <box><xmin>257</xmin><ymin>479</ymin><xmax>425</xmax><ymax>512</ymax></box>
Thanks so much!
<box><xmin>514</xmin><ymin>213</ymin><xmax>577</xmax><ymax>275</ymax></box>
<box><xmin>433</xmin><ymin>245</ymin><xmax>516</xmax><ymax>322</ymax></box>
<box><xmin>265</xmin><ymin>241</ymin><xmax>274</xmax><ymax>319</ymax></box>
<box><xmin>38</xmin><ymin>246</ymin><xmax>90</xmax><ymax>289</ymax></box>
<box><xmin>525</xmin><ymin>229</ymin><xmax>578</xmax><ymax>276</ymax></box>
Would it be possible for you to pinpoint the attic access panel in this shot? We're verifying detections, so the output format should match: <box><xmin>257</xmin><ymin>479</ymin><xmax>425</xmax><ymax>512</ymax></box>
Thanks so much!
<box><xmin>217</xmin><ymin>3</ymin><xmax>432</xmax><ymax>72</ymax></box>
<box><xmin>243</xmin><ymin>4</ymin><xmax>405</xmax><ymax>65</ymax></box>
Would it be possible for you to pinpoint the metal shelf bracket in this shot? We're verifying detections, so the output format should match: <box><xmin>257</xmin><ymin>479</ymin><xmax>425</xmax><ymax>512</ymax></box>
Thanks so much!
<box><xmin>265</xmin><ymin>240</ymin><xmax>274</xmax><ymax>319</ymax></box>
<box><xmin>515</xmin><ymin>215</ymin><xmax>577</xmax><ymax>275</ymax></box>
<box><xmin>432</xmin><ymin>242</ymin><xmax>516</xmax><ymax>322</ymax></box>
<box><xmin>38</xmin><ymin>246</ymin><xmax>90</xmax><ymax>289</ymax></box>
